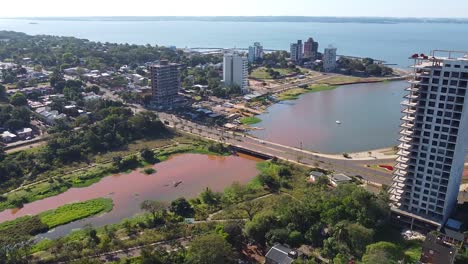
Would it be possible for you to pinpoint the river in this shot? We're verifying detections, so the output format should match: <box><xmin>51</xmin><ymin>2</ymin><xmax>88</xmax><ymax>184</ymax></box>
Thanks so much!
<box><xmin>1</xmin><ymin>19</ymin><xmax>468</xmax><ymax>67</ymax></box>
<box><xmin>0</xmin><ymin>153</ymin><xmax>262</xmax><ymax>239</ymax></box>
<box><xmin>249</xmin><ymin>81</ymin><xmax>407</xmax><ymax>154</ymax></box>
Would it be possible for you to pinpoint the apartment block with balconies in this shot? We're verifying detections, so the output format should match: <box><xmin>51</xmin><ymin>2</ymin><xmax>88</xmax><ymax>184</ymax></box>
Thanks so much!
<box><xmin>390</xmin><ymin>51</ymin><xmax>468</xmax><ymax>231</ymax></box>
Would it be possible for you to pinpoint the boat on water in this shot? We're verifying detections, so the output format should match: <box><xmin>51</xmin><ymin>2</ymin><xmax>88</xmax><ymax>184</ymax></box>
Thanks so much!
<box><xmin>336</xmin><ymin>120</ymin><xmax>342</xmax><ymax>124</ymax></box>
<box><xmin>173</xmin><ymin>181</ymin><xmax>183</xmax><ymax>187</ymax></box>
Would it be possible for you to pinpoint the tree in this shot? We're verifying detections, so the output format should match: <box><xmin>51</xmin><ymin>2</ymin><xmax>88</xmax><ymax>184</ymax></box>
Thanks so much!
<box><xmin>140</xmin><ymin>200</ymin><xmax>167</xmax><ymax>226</ymax></box>
<box><xmin>140</xmin><ymin>148</ymin><xmax>155</xmax><ymax>163</ymax></box>
<box><xmin>238</xmin><ymin>200</ymin><xmax>264</xmax><ymax>221</ymax></box>
<box><xmin>9</xmin><ymin>93</ymin><xmax>27</xmax><ymax>106</ymax></box>
<box><xmin>361</xmin><ymin>242</ymin><xmax>403</xmax><ymax>264</ymax></box>
<box><xmin>169</xmin><ymin>197</ymin><xmax>194</xmax><ymax>218</ymax></box>
<box><xmin>185</xmin><ymin>234</ymin><xmax>237</xmax><ymax>264</ymax></box>
<box><xmin>245</xmin><ymin>211</ymin><xmax>278</xmax><ymax>246</ymax></box>
<box><xmin>0</xmin><ymin>85</ymin><xmax>6</xmax><ymax>101</ymax></box>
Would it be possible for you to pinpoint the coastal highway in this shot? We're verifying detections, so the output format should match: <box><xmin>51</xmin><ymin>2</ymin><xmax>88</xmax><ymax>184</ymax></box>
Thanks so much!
<box><xmin>158</xmin><ymin>113</ymin><xmax>395</xmax><ymax>186</ymax></box>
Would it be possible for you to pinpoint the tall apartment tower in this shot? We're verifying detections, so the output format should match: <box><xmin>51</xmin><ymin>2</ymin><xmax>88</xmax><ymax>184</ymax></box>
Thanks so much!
<box><xmin>149</xmin><ymin>60</ymin><xmax>180</xmax><ymax>108</ymax></box>
<box><xmin>390</xmin><ymin>51</ymin><xmax>468</xmax><ymax>230</ymax></box>
<box><xmin>323</xmin><ymin>46</ymin><xmax>337</xmax><ymax>72</ymax></box>
<box><xmin>290</xmin><ymin>40</ymin><xmax>303</xmax><ymax>62</ymax></box>
<box><xmin>248</xmin><ymin>42</ymin><xmax>264</xmax><ymax>63</ymax></box>
<box><xmin>304</xmin><ymin>37</ymin><xmax>319</xmax><ymax>60</ymax></box>
<box><xmin>223</xmin><ymin>53</ymin><xmax>249</xmax><ymax>94</ymax></box>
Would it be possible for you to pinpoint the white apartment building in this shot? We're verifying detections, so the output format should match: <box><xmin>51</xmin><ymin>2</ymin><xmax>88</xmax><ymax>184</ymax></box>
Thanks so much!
<box><xmin>290</xmin><ymin>40</ymin><xmax>303</xmax><ymax>62</ymax></box>
<box><xmin>390</xmin><ymin>51</ymin><xmax>468</xmax><ymax>230</ymax></box>
<box><xmin>248</xmin><ymin>42</ymin><xmax>264</xmax><ymax>63</ymax></box>
<box><xmin>223</xmin><ymin>53</ymin><xmax>249</xmax><ymax>94</ymax></box>
<box><xmin>323</xmin><ymin>46</ymin><xmax>337</xmax><ymax>72</ymax></box>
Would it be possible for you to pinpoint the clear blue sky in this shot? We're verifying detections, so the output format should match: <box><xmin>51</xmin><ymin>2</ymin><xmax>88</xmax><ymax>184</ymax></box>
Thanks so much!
<box><xmin>1</xmin><ymin>0</ymin><xmax>467</xmax><ymax>18</ymax></box>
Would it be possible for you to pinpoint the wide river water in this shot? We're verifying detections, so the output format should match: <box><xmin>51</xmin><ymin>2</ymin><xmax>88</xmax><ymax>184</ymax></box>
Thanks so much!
<box><xmin>1</xmin><ymin>19</ymin><xmax>468</xmax><ymax>67</ymax></box>
<box><xmin>0</xmin><ymin>153</ymin><xmax>262</xmax><ymax>239</ymax></box>
<box><xmin>250</xmin><ymin>81</ymin><xmax>407</xmax><ymax>154</ymax></box>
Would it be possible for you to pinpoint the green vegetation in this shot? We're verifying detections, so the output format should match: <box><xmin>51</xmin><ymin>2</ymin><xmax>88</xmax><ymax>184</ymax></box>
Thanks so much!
<box><xmin>142</xmin><ymin>168</ymin><xmax>157</xmax><ymax>175</ymax></box>
<box><xmin>276</xmin><ymin>84</ymin><xmax>337</xmax><ymax>100</ymax></box>
<box><xmin>239</xmin><ymin>116</ymin><xmax>262</xmax><ymax>125</ymax></box>
<box><xmin>337</xmin><ymin>57</ymin><xmax>393</xmax><ymax>76</ymax></box>
<box><xmin>0</xmin><ymin>198</ymin><xmax>112</xmax><ymax>244</ymax></box>
<box><xmin>0</xmin><ymin>138</ymin><xmax>230</xmax><ymax>212</ymax></box>
<box><xmin>250</xmin><ymin>66</ymin><xmax>300</xmax><ymax>80</ymax></box>
<box><xmin>39</xmin><ymin>198</ymin><xmax>113</xmax><ymax>228</ymax></box>
<box><xmin>1</xmin><ymin>158</ymin><xmax>421</xmax><ymax>264</ymax></box>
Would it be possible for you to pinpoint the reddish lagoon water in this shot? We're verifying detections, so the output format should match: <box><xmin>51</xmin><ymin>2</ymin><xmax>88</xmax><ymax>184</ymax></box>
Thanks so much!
<box><xmin>250</xmin><ymin>81</ymin><xmax>407</xmax><ymax>153</ymax></box>
<box><xmin>0</xmin><ymin>153</ymin><xmax>262</xmax><ymax>239</ymax></box>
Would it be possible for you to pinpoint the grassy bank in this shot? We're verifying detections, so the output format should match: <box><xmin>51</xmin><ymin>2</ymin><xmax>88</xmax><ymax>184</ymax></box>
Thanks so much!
<box><xmin>276</xmin><ymin>84</ymin><xmax>337</xmax><ymax>101</ymax></box>
<box><xmin>39</xmin><ymin>198</ymin><xmax>113</xmax><ymax>228</ymax></box>
<box><xmin>250</xmin><ymin>67</ymin><xmax>298</xmax><ymax>80</ymax></box>
<box><xmin>0</xmin><ymin>137</ymin><xmax>231</xmax><ymax>212</ymax></box>
<box><xmin>240</xmin><ymin>116</ymin><xmax>262</xmax><ymax>125</ymax></box>
<box><xmin>0</xmin><ymin>198</ymin><xmax>113</xmax><ymax>243</ymax></box>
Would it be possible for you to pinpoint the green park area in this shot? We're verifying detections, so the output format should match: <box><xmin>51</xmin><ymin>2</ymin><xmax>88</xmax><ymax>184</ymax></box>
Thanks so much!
<box><xmin>250</xmin><ymin>67</ymin><xmax>299</xmax><ymax>80</ymax></box>
<box><xmin>276</xmin><ymin>84</ymin><xmax>337</xmax><ymax>100</ymax></box>
<box><xmin>240</xmin><ymin>116</ymin><xmax>262</xmax><ymax>125</ymax></box>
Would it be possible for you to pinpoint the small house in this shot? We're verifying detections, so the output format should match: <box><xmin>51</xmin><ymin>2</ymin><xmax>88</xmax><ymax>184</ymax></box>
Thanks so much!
<box><xmin>15</xmin><ymin>128</ymin><xmax>33</xmax><ymax>139</ymax></box>
<box><xmin>309</xmin><ymin>171</ymin><xmax>325</xmax><ymax>182</ymax></box>
<box><xmin>1</xmin><ymin>131</ymin><xmax>17</xmax><ymax>143</ymax></box>
<box><xmin>265</xmin><ymin>244</ymin><xmax>297</xmax><ymax>264</ymax></box>
<box><xmin>328</xmin><ymin>173</ymin><xmax>352</xmax><ymax>186</ymax></box>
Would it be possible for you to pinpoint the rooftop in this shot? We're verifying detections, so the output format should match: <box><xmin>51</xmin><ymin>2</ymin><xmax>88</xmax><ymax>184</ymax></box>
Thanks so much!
<box><xmin>265</xmin><ymin>244</ymin><xmax>295</xmax><ymax>264</ymax></box>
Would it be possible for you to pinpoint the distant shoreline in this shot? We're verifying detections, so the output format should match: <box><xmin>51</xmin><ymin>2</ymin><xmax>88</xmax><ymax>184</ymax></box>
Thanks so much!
<box><xmin>2</xmin><ymin>16</ymin><xmax>468</xmax><ymax>24</ymax></box>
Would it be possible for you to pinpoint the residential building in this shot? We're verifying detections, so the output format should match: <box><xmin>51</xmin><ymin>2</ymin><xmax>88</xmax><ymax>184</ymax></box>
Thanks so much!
<box><xmin>223</xmin><ymin>53</ymin><xmax>249</xmax><ymax>93</ymax></box>
<box><xmin>290</xmin><ymin>40</ymin><xmax>303</xmax><ymax>62</ymax></box>
<box><xmin>149</xmin><ymin>60</ymin><xmax>181</xmax><ymax>108</ymax></box>
<box><xmin>15</xmin><ymin>128</ymin><xmax>33</xmax><ymax>139</ymax></box>
<box><xmin>323</xmin><ymin>46</ymin><xmax>337</xmax><ymax>72</ymax></box>
<box><xmin>390</xmin><ymin>51</ymin><xmax>468</xmax><ymax>231</ymax></box>
<box><xmin>1</xmin><ymin>131</ymin><xmax>16</xmax><ymax>143</ymax></box>
<box><xmin>248</xmin><ymin>42</ymin><xmax>264</xmax><ymax>63</ymax></box>
<box><xmin>303</xmin><ymin>37</ymin><xmax>319</xmax><ymax>60</ymax></box>
<box><xmin>309</xmin><ymin>171</ymin><xmax>325</xmax><ymax>182</ymax></box>
<box><xmin>265</xmin><ymin>244</ymin><xmax>297</xmax><ymax>264</ymax></box>
<box><xmin>328</xmin><ymin>173</ymin><xmax>352</xmax><ymax>186</ymax></box>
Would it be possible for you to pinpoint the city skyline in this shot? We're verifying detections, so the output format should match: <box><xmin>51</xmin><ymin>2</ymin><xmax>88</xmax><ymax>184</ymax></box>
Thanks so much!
<box><xmin>1</xmin><ymin>0</ymin><xmax>468</xmax><ymax>18</ymax></box>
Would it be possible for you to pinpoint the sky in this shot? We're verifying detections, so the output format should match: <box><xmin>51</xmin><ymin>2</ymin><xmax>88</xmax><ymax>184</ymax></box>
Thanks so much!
<box><xmin>0</xmin><ymin>0</ymin><xmax>467</xmax><ymax>18</ymax></box>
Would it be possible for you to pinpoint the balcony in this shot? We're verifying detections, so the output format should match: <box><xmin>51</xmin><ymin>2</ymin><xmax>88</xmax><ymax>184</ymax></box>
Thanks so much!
<box><xmin>406</xmin><ymin>86</ymin><xmax>420</xmax><ymax>93</ymax></box>
<box><xmin>402</xmin><ymin>108</ymin><xmax>416</xmax><ymax>115</ymax></box>
<box><xmin>408</xmin><ymin>79</ymin><xmax>421</xmax><ymax>85</ymax></box>
<box><xmin>397</xmin><ymin>156</ymin><xmax>409</xmax><ymax>163</ymax></box>
<box><xmin>395</xmin><ymin>163</ymin><xmax>408</xmax><ymax>171</ymax></box>
<box><xmin>397</xmin><ymin>149</ymin><xmax>411</xmax><ymax>157</ymax></box>
<box><xmin>401</xmin><ymin>115</ymin><xmax>415</xmax><ymax>122</ymax></box>
<box><xmin>404</xmin><ymin>94</ymin><xmax>419</xmax><ymax>100</ymax></box>
<box><xmin>401</xmin><ymin>100</ymin><xmax>417</xmax><ymax>107</ymax></box>
<box><xmin>400</xmin><ymin>122</ymin><xmax>415</xmax><ymax>129</ymax></box>
<box><xmin>394</xmin><ymin>169</ymin><xmax>408</xmax><ymax>178</ymax></box>
<box><xmin>400</xmin><ymin>129</ymin><xmax>414</xmax><ymax>137</ymax></box>
<box><xmin>399</xmin><ymin>136</ymin><xmax>413</xmax><ymax>143</ymax></box>
<box><xmin>398</xmin><ymin>143</ymin><xmax>412</xmax><ymax>150</ymax></box>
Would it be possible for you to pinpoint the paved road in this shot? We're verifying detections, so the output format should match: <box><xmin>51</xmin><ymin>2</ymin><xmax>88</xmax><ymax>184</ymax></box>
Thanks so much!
<box><xmin>158</xmin><ymin>113</ymin><xmax>394</xmax><ymax>186</ymax></box>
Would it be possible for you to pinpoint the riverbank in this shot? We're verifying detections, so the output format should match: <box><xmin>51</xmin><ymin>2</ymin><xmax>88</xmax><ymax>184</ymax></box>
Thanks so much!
<box><xmin>0</xmin><ymin>198</ymin><xmax>113</xmax><ymax>243</ymax></box>
<box><xmin>0</xmin><ymin>136</ymin><xmax>231</xmax><ymax>213</ymax></box>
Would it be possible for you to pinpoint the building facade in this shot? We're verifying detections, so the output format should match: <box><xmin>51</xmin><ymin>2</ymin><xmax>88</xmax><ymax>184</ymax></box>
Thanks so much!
<box><xmin>323</xmin><ymin>47</ymin><xmax>337</xmax><ymax>72</ymax></box>
<box><xmin>390</xmin><ymin>51</ymin><xmax>468</xmax><ymax>230</ymax></box>
<box><xmin>149</xmin><ymin>60</ymin><xmax>180</xmax><ymax>108</ymax></box>
<box><xmin>303</xmin><ymin>37</ymin><xmax>319</xmax><ymax>60</ymax></box>
<box><xmin>248</xmin><ymin>42</ymin><xmax>264</xmax><ymax>63</ymax></box>
<box><xmin>223</xmin><ymin>53</ymin><xmax>249</xmax><ymax>94</ymax></box>
<box><xmin>290</xmin><ymin>40</ymin><xmax>303</xmax><ymax>62</ymax></box>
